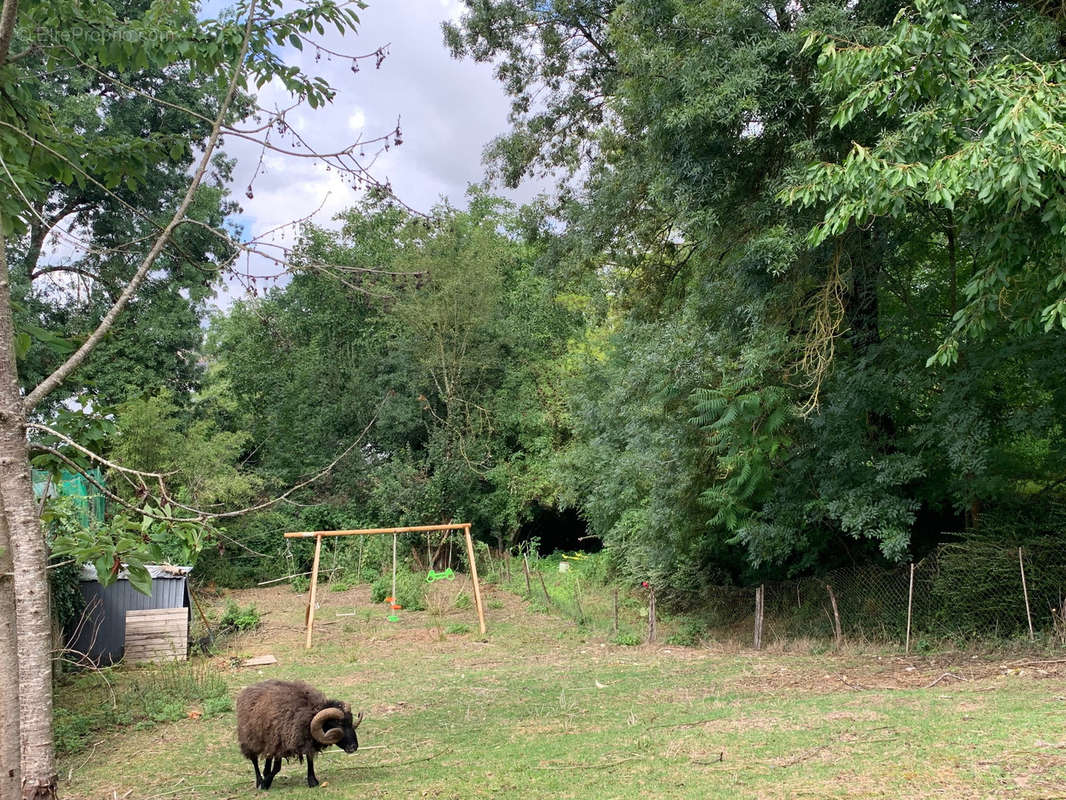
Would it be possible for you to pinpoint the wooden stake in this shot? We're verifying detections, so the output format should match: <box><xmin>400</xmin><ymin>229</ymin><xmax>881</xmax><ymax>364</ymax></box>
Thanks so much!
<box><xmin>827</xmin><ymin>583</ymin><xmax>842</xmax><ymax>648</ymax></box>
<box><xmin>905</xmin><ymin>563</ymin><xmax>915</xmax><ymax>655</ymax></box>
<box><xmin>1020</xmin><ymin>547</ymin><xmax>1034</xmax><ymax>642</ymax></box>
<box><xmin>537</xmin><ymin>569</ymin><xmax>551</xmax><ymax>606</ymax></box>
<box><xmin>305</xmin><ymin>534</ymin><xmax>322</xmax><ymax>650</ymax></box>
<box><xmin>613</xmin><ymin>588</ymin><xmax>619</xmax><ymax>635</ymax></box>
<box><xmin>647</xmin><ymin>585</ymin><xmax>657</xmax><ymax>643</ymax></box>
<box><xmin>573</xmin><ymin>575</ymin><xmax>585</xmax><ymax>624</ymax></box>
<box><xmin>754</xmin><ymin>585</ymin><xmax>764</xmax><ymax>650</ymax></box>
<box><xmin>463</xmin><ymin>524</ymin><xmax>487</xmax><ymax>635</ymax></box>
<box><xmin>187</xmin><ymin>583</ymin><xmax>215</xmax><ymax>647</ymax></box>
<box><xmin>522</xmin><ymin>554</ymin><xmax>532</xmax><ymax>597</ymax></box>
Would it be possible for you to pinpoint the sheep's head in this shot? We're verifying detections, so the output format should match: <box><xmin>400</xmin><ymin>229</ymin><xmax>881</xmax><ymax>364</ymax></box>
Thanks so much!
<box><xmin>310</xmin><ymin>702</ymin><xmax>363</xmax><ymax>753</ymax></box>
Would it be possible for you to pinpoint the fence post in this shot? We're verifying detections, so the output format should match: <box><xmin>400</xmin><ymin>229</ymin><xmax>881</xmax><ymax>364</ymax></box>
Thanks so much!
<box><xmin>573</xmin><ymin>575</ymin><xmax>585</xmax><ymax>624</ymax></box>
<box><xmin>537</xmin><ymin>568</ymin><xmax>552</xmax><ymax>606</ymax></box>
<box><xmin>1019</xmin><ymin>547</ymin><xmax>1035</xmax><ymax>642</ymax></box>
<box><xmin>754</xmin><ymin>585</ymin><xmax>765</xmax><ymax>650</ymax></box>
<box><xmin>647</xmin><ymin>585</ymin><xmax>657</xmax><ymax>643</ymax></box>
<box><xmin>827</xmin><ymin>584</ymin><xmax>842</xmax><ymax>648</ymax></box>
<box><xmin>905</xmin><ymin>562</ymin><xmax>915</xmax><ymax>655</ymax></box>
<box><xmin>522</xmin><ymin>554</ymin><xmax>532</xmax><ymax>597</ymax></box>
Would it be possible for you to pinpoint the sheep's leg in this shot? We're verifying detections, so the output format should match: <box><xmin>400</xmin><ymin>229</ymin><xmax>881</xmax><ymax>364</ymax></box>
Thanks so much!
<box><xmin>260</xmin><ymin>757</ymin><xmax>281</xmax><ymax>790</ymax></box>
<box><xmin>249</xmin><ymin>756</ymin><xmax>264</xmax><ymax>789</ymax></box>
<box><xmin>306</xmin><ymin>754</ymin><xmax>319</xmax><ymax>787</ymax></box>
<box><xmin>268</xmin><ymin>757</ymin><xmax>282</xmax><ymax>784</ymax></box>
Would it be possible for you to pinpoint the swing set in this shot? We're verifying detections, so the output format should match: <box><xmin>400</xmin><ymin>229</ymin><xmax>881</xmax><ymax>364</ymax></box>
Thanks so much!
<box><xmin>283</xmin><ymin>523</ymin><xmax>487</xmax><ymax>649</ymax></box>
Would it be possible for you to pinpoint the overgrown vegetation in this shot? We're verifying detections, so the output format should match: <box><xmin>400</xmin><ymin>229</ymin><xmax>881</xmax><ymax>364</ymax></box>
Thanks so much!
<box><xmin>57</xmin><ymin>585</ymin><xmax>1066</xmax><ymax>799</ymax></box>
<box><xmin>54</xmin><ymin>659</ymin><xmax>231</xmax><ymax>756</ymax></box>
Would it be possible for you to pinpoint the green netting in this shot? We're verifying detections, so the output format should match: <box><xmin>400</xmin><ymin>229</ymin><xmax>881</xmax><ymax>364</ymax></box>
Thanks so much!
<box><xmin>31</xmin><ymin>468</ymin><xmax>105</xmax><ymax>526</ymax></box>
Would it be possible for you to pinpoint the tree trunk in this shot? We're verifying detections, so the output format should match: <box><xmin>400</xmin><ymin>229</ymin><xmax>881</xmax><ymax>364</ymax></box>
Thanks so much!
<box><xmin>0</xmin><ymin>491</ymin><xmax>21</xmax><ymax>800</ymax></box>
<box><xmin>0</xmin><ymin>235</ymin><xmax>58</xmax><ymax>800</ymax></box>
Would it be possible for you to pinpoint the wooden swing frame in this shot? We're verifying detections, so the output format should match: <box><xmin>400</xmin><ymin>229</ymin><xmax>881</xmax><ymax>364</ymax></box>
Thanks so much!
<box><xmin>284</xmin><ymin>523</ymin><xmax>487</xmax><ymax>649</ymax></box>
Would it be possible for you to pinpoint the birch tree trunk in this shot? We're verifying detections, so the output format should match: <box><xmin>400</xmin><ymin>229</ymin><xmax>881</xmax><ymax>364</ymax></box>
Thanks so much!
<box><xmin>0</xmin><ymin>236</ymin><xmax>57</xmax><ymax>799</ymax></box>
<box><xmin>0</xmin><ymin>490</ymin><xmax>20</xmax><ymax>800</ymax></box>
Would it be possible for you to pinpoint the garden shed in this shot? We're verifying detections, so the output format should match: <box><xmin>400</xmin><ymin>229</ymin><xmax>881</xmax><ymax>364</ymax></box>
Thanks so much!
<box><xmin>65</xmin><ymin>564</ymin><xmax>192</xmax><ymax>666</ymax></box>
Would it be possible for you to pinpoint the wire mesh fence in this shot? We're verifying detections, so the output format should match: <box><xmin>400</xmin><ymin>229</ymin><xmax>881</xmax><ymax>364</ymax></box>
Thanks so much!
<box><xmin>706</xmin><ymin>542</ymin><xmax>1066</xmax><ymax>649</ymax></box>
<box><xmin>196</xmin><ymin>530</ymin><xmax>1066</xmax><ymax>650</ymax></box>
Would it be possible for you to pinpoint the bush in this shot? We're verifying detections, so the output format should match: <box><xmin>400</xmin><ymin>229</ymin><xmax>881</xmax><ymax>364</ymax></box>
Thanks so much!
<box><xmin>613</xmin><ymin>632</ymin><xmax>642</xmax><ymax>646</ymax></box>
<box><xmin>370</xmin><ymin>569</ymin><xmax>426</xmax><ymax>611</ymax></box>
<box><xmin>666</xmin><ymin>621</ymin><xmax>708</xmax><ymax>648</ymax></box>
<box><xmin>218</xmin><ymin>601</ymin><xmax>261</xmax><ymax>633</ymax></box>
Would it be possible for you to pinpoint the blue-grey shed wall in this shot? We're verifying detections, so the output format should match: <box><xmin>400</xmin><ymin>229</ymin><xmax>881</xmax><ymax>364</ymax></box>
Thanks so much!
<box><xmin>67</xmin><ymin>576</ymin><xmax>190</xmax><ymax>666</ymax></box>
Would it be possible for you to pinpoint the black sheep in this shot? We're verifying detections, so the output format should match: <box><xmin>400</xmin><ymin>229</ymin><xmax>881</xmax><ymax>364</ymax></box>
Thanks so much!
<box><xmin>236</xmin><ymin>679</ymin><xmax>363</xmax><ymax>789</ymax></box>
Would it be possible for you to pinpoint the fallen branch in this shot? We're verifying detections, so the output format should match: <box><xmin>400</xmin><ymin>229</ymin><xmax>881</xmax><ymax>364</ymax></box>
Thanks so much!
<box><xmin>776</xmin><ymin>745</ymin><xmax>830</xmax><ymax>767</ymax></box>
<box><xmin>67</xmin><ymin>740</ymin><xmax>103</xmax><ymax>781</ymax></box>
<box><xmin>647</xmin><ymin>719</ymin><xmax>721</xmax><ymax>731</ymax></box>
<box><xmin>924</xmin><ymin>672</ymin><xmax>968</xmax><ymax>689</ymax></box>
<box><xmin>257</xmin><ymin>571</ymin><xmax>312</xmax><ymax>586</ymax></box>
<box><xmin>1005</xmin><ymin>658</ymin><xmax>1066</xmax><ymax>668</ymax></box>
<box><xmin>534</xmin><ymin>754</ymin><xmax>645</xmax><ymax>771</ymax></box>
<box><xmin>690</xmin><ymin>752</ymin><xmax>724</xmax><ymax>765</ymax></box>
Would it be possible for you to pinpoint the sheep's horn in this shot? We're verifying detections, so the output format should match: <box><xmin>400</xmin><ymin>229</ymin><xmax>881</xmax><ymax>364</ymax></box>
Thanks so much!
<box><xmin>353</xmin><ymin>711</ymin><xmax>364</xmax><ymax>729</ymax></box>
<box><xmin>310</xmin><ymin>707</ymin><xmax>345</xmax><ymax>745</ymax></box>
<box><xmin>341</xmin><ymin>701</ymin><xmax>351</xmax><ymax>715</ymax></box>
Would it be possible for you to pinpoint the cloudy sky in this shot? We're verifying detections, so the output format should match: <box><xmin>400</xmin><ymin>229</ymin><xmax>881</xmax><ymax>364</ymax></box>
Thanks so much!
<box><xmin>205</xmin><ymin>0</ymin><xmax>529</xmax><ymax>307</ymax></box>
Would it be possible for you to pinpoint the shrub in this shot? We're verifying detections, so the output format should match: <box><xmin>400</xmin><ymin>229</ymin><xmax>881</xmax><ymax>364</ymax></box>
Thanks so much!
<box><xmin>666</xmin><ymin>621</ymin><xmax>708</xmax><ymax>648</ymax></box>
<box><xmin>613</xmin><ymin>632</ymin><xmax>642</xmax><ymax>646</ymax></box>
<box><xmin>218</xmin><ymin>601</ymin><xmax>261</xmax><ymax>633</ymax></box>
<box><xmin>370</xmin><ymin>569</ymin><xmax>425</xmax><ymax>610</ymax></box>
<box><xmin>204</xmin><ymin>694</ymin><xmax>233</xmax><ymax>716</ymax></box>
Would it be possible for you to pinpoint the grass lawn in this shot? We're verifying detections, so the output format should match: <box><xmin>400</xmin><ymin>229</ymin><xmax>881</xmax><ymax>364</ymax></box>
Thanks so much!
<box><xmin>57</xmin><ymin>581</ymin><xmax>1066</xmax><ymax>799</ymax></box>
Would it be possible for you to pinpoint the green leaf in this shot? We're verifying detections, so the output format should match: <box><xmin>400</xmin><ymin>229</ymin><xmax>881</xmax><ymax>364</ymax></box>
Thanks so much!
<box><xmin>126</xmin><ymin>562</ymin><xmax>154</xmax><ymax>597</ymax></box>
<box><xmin>14</xmin><ymin>331</ymin><xmax>31</xmax><ymax>359</ymax></box>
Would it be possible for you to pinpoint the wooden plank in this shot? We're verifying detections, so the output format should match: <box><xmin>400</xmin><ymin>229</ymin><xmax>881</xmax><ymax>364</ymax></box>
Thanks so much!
<box><xmin>125</xmin><ymin>607</ymin><xmax>187</xmax><ymax>664</ymax></box>
<box><xmin>123</xmin><ymin>621</ymin><xmax>185</xmax><ymax>632</ymax></box>
<box><xmin>126</xmin><ymin>609</ymin><xmax>187</xmax><ymax>620</ymax></box>
<box><xmin>242</xmin><ymin>655</ymin><xmax>278</xmax><ymax>667</ymax></box>
<box><xmin>463</xmin><ymin>524</ymin><xmax>487</xmax><ymax>635</ymax></box>
<box><xmin>285</xmin><ymin>522</ymin><xmax>472</xmax><ymax>539</ymax></box>
<box><xmin>305</xmin><ymin>534</ymin><xmax>322</xmax><ymax>650</ymax></box>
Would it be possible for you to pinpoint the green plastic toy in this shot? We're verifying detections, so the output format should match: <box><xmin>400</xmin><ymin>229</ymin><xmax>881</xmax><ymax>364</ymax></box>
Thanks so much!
<box><xmin>426</xmin><ymin>568</ymin><xmax>455</xmax><ymax>582</ymax></box>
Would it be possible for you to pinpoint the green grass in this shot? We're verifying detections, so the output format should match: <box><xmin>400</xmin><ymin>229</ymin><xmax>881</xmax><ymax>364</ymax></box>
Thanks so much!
<box><xmin>54</xmin><ymin>658</ymin><xmax>231</xmax><ymax>755</ymax></box>
<box><xmin>56</xmin><ymin>582</ymin><xmax>1066</xmax><ymax>799</ymax></box>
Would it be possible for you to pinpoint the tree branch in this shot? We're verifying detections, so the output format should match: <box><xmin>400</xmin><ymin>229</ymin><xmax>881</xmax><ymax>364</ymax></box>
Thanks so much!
<box><xmin>0</xmin><ymin>0</ymin><xmax>19</xmax><ymax>65</ymax></box>
<box><xmin>23</xmin><ymin>0</ymin><xmax>259</xmax><ymax>412</ymax></box>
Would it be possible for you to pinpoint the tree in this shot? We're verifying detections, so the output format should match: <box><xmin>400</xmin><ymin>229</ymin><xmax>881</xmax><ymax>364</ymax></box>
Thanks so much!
<box><xmin>204</xmin><ymin>198</ymin><xmax>581</xmax><ymax>554</ymax></box>
<box><xmin>0</xmin><ymin>1</ymin><xmax>391</xmax><ymax>796</ymax></box>
<box><xmin>449</xmin><ymin>0</ymin><xmax>1066</xmax><ymax>587</ymax></box>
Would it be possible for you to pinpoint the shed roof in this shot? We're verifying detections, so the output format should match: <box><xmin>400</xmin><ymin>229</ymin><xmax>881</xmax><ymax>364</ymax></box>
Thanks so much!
<box><xmin>78</xmin><ymin>564</ymin><xmax>192</xmax><ymax>582</ymax></box>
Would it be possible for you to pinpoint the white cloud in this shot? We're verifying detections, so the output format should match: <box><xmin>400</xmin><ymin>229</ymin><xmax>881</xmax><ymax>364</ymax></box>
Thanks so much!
<box><xmin>210</xmin><ymin>1</ymin><xmax>543</xmax><ymax>311</ymax></box>
<box><xmin>346</xmin><ymin>108</ymin><xmax>367</xmax><ymax>132</ymax></box>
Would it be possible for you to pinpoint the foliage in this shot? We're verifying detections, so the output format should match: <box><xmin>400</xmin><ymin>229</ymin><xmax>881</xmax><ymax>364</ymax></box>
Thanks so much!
<box><xmin>370</xmin><ymin>569</ymin><xmax>426</xmax><ymax>611</ymax></box>
<box><xmin>48</xmin><ymin>502</ymin><xmax>209</xmax><ymax>596</ymax></box>
<box><xmin>787</xmin><ymin>0</ymin><xmax>1066</xmax><ymax>366</ymax></box>
<box><xmin>53</xmin><ymin>657</ymin><xmax>229</xmax><ymax>756</ymax></box>
<box><xmin>217</xmin><ymin>601</ymin><xmax>261</xmax><ymax>634</ymax></box>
